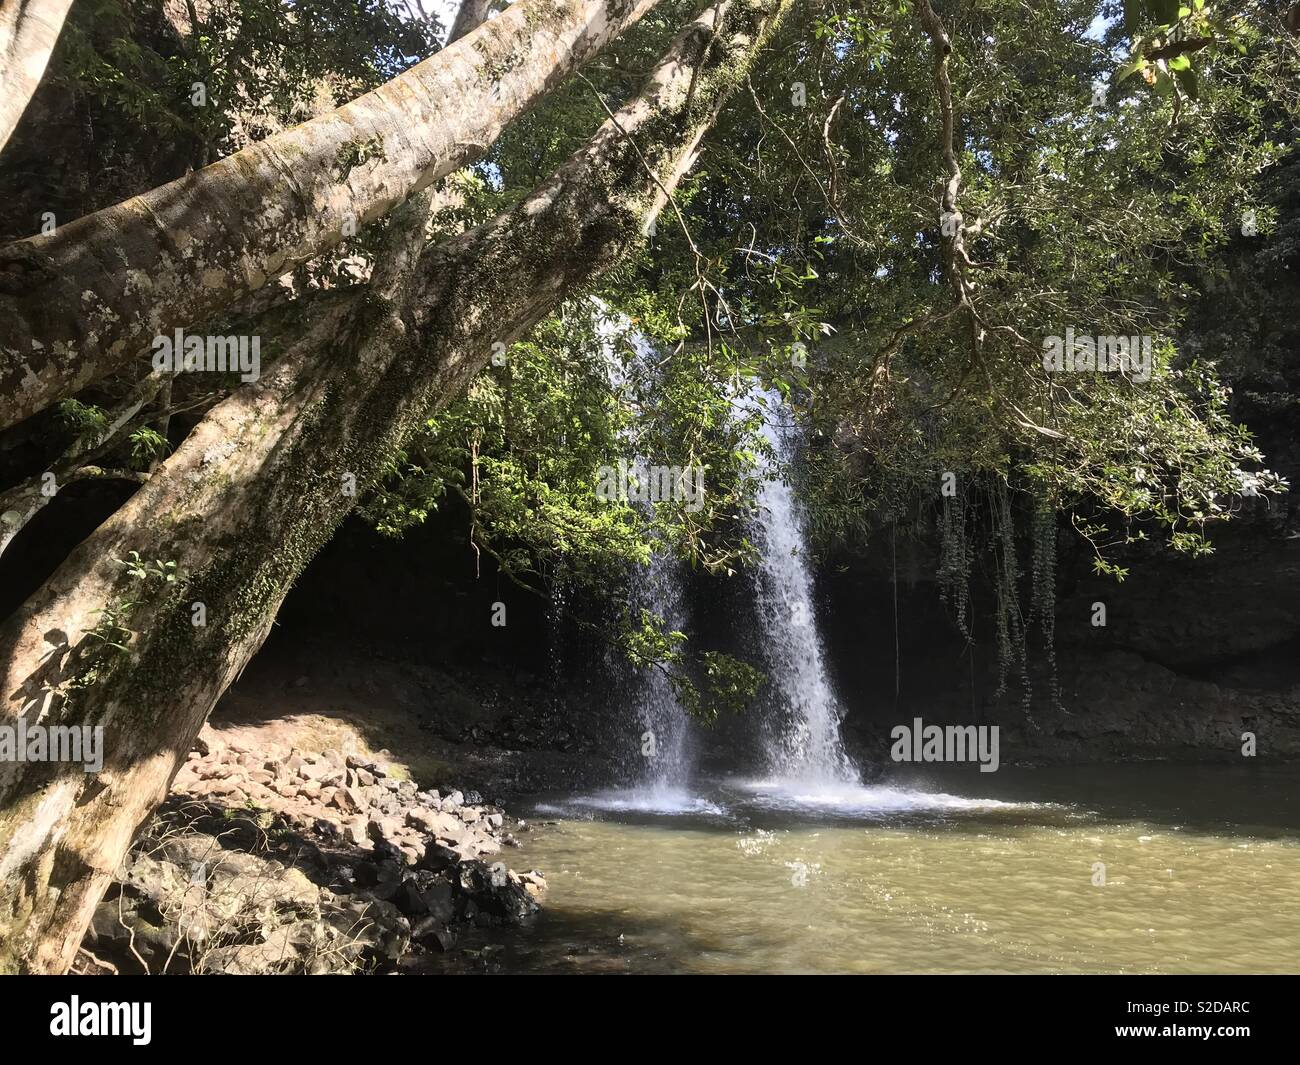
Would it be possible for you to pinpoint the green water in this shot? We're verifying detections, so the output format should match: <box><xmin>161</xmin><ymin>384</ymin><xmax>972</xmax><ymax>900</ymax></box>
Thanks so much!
<box><xmin>449</xmin><ymin>764</ymin><xmax>1300</xmax><ymax>974</ymax></box>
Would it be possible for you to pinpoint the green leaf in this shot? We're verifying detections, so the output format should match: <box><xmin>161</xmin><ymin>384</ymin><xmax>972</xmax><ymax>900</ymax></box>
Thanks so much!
<box><xmin>1114</xmin><ymin>57</ymin><xmax>1148</xmax><ymax>86</ymax></box>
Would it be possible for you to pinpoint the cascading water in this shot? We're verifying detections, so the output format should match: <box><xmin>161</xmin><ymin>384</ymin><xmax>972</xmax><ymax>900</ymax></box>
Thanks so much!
<box><xmin>748</xmin><ymin>394</ymin><xmax>860</xmax><ymax>788</ymax></box>
<box><xmin>547</xmin><ymin>385</ymin><xmax>1017</xmax><ymax>819</ymax></box>
<box><xmin>626</xmin><ymin>548</ymin><xmax>694</xmax><ymax>793</ymax></box>
<box><xmin>575</xmin><ymin>301</ymin><xmax>703</xmax><ymax>811</ymax></box>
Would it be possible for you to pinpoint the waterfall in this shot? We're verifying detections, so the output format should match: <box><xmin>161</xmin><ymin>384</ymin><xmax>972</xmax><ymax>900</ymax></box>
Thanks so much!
<box><xmin>627</xmin><ymin>551</ymin><xmax>693</xmax><ymax>791</ymax></box>
<box><xmin>589</xmin><ymin>301</ymin><xmax>697</xmax><ymax>801</ymax></box>
<box><xmin>749</xmin><ymin>395</ymin><xmax>860</xmax><ymax>787</ymax></box>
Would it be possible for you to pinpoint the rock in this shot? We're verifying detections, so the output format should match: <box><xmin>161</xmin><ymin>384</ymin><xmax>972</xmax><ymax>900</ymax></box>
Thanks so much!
<box><xmin>87</xmin><ymin>896</ymin><xmax>179</xmax><ymax>968</ymax></box>
<box><xmin>410</xmin><ymin>918</ymin><xmax>457</xmax><ymax>952</ymax></box>
<box><xmin>455</xmin><ymin>859</ymin><xmax>538</xmax><ymax>924</ymax></box>
<box><xmin>366</xmin><ymin>817</ymin><xmax>406</xmax><ymax>851</ymax></box>
<box><xmin>301</xmin><ymin>761</ymin><xmax>344</xmax><ymax>787</ymax></box>
<box><xmin>127</xmin><ymin>745</ymin><xmax>539</xmax><ymax>974</ymax></box>
<box><xmin>518</xmin><ymin>870</ymin><xmax>547</xmax><ymax>899</ymax></box>
<box><xmin>418</xmin><ymin>876</ymin><xmax>456</xmax><ymax>923</ymax></box>
<box><xmin>416</xmin><ymin>843</ymin><xmax>461</xmax><ymax>874</ymax></box>
<box><xmin>323</xmin><ymin>898</ymin><xmax>410</xmax><ymax>963</ymax></box>
<box><xmin>202</xmin><ymin>924</ymin><xmax>321</xmax><ymax>975</ymax></box>
<box><xmin>345</xmin><ymin>753</ymin><xmax>377</xmax><ymax>772</ymax></box>
<box><xmin>371</xmin><ymin>838</ymin><xmax>404</xmax><ymax>865</ymax></box>
<box><xmin>330</xmin><ymin>786</ymin><xmax>365</xmax><ymax>814</ymax></box>
<box><xmin>393</xmin><ymin>880</ymin><xmax>430</xmax><ymax>916</ymax></box>
<box><xmin>405</xmin><ymin>808</ymin><xmax>462</xmax><ymax>837</ymax></box>
<box><xmin>196</xmin><ymin>763</ymin><xmax>234</xmax><ymax>781</ymax></box>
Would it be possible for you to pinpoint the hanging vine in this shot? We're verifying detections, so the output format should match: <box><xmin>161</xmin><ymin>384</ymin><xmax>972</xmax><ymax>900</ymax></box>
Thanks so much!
<box><xmin>937</xmin><ymin>490</ymin><xmax>973</xmax><ymax>643</ymax></box>
<box><xmin>1029</xmin><ymin>495</ymin><xmax>1063</xmax><ymax>714</ymax></box>
<box><xmin>988</xmin><ymin>481</ymin><xmax>1031</xmax><ymax>719</ymax></box>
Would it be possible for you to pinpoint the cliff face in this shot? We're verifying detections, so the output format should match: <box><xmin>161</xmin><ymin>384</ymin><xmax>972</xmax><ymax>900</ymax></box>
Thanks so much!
<box><xmin>815</xmin><ymin>528</ymin><xmax>1300</xmax><ymax>767</ymax></box>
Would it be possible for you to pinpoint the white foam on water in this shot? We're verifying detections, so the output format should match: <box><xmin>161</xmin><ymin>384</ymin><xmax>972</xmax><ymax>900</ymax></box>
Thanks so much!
<box><xmin>728</xmin><ymin>776</ymin><xmax>1037</xmax><ymax>817</ymax></box>
<box><xmin>539</xmin><ymin>787</ymin><xmax>726</xmax><ymax>817</ymax></box>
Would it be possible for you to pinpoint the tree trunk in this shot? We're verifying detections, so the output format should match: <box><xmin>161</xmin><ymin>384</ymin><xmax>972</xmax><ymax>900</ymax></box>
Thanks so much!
<box><xmin>0</xmin><ymin>0</ymin><xmax>73</xmax><ymax>155</ymax></box>
<box><xmin>0</xmin><ymin>0</ymin><xmax>662</xmax><ymax>433</ymax></box>
<box><xmin>448</xmin><ymin>0</ymin><xmax>497</xmax><ymax>43</ymax></box>
<box><xmin>0</xmin><ymin>0</ymin><xmax>791</xmax><ymax>973</ymax></box>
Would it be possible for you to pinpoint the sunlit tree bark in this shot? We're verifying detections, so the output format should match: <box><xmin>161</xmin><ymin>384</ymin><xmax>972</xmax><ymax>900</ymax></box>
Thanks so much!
<box><xmin>0</xmin><ymin>0</ymin><xmax>74</xmax><ymax>155</ymax></box>
<box><xmin>0</xmin><ymin>0</ymin><xmax>662</xmax><ymax>432</ymax></box>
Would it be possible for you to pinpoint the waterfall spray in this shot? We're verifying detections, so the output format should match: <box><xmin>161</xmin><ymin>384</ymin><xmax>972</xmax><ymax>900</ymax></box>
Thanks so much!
<box><xmin>750</xmin><ymin>394</ymin><xmax>859</xmax><ymax>787</ymax></box>
<box><xmin>627</xmin><ymin>551</ymin><xmax>694</xmax><ymax>791</ymax></box>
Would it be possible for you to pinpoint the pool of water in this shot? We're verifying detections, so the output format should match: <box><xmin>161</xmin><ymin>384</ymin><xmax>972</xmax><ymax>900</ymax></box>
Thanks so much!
<box><xmin>430</xmin><ymin>764</ymin><xmax>1300</xmax><ymax>974</ymax></box>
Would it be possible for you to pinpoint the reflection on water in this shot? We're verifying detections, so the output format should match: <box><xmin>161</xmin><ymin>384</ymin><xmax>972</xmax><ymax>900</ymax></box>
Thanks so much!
<box><xmin>425</xmin><ymin>764</ymin><xmax>1300</xmax><ymax>974</ymax></box>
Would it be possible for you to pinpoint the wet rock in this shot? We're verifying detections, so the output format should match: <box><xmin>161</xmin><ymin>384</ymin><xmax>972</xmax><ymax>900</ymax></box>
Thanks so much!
<box><xmin>456</xmin><ymin>860</ymin><xmax>538</xmax><ymax>924</ymax></box>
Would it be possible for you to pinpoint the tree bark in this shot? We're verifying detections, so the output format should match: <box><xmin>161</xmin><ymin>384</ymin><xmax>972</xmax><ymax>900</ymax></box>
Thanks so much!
<box><xmin>448</xmin><ymin>0</ymin><xmax>497</xmax><ymax>43</ymax></box>
<box><xmin>0</xmin><ymin>0</ymin><xmax>791</xmax><ymax>973</ymax></box>
<box><xmin>0</xmin><ymin>0</ymin><xmax>662</xmax><ymax>434</ymax></box>
<box><xmin>0</xmin><ymin>0</ymin><xmax>74</xmax><ymax>156</ymax></box>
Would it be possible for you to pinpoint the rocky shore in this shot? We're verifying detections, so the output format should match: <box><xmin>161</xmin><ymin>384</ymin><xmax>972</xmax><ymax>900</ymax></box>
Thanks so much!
<box><xmin>79</xmin><ymin>734</ymin><xmax>544</xmax><ymax>974</ymax></box>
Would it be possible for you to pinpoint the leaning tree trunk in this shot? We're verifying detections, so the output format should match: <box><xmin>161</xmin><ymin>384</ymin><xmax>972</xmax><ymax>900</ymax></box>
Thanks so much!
<box><xmin>0</xmin><ymin>0</ymin><xmax>74</xmax><ymax>155</ymax></box>
<box><xmin>0</xmin><ymin>0</ymin><xmax>791</xmax><ymax>973</ymax></box>
<box><xmin>0</xmin><ymin>0</ymin><xmax>662</xmax><ymax>433</ymax></box>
